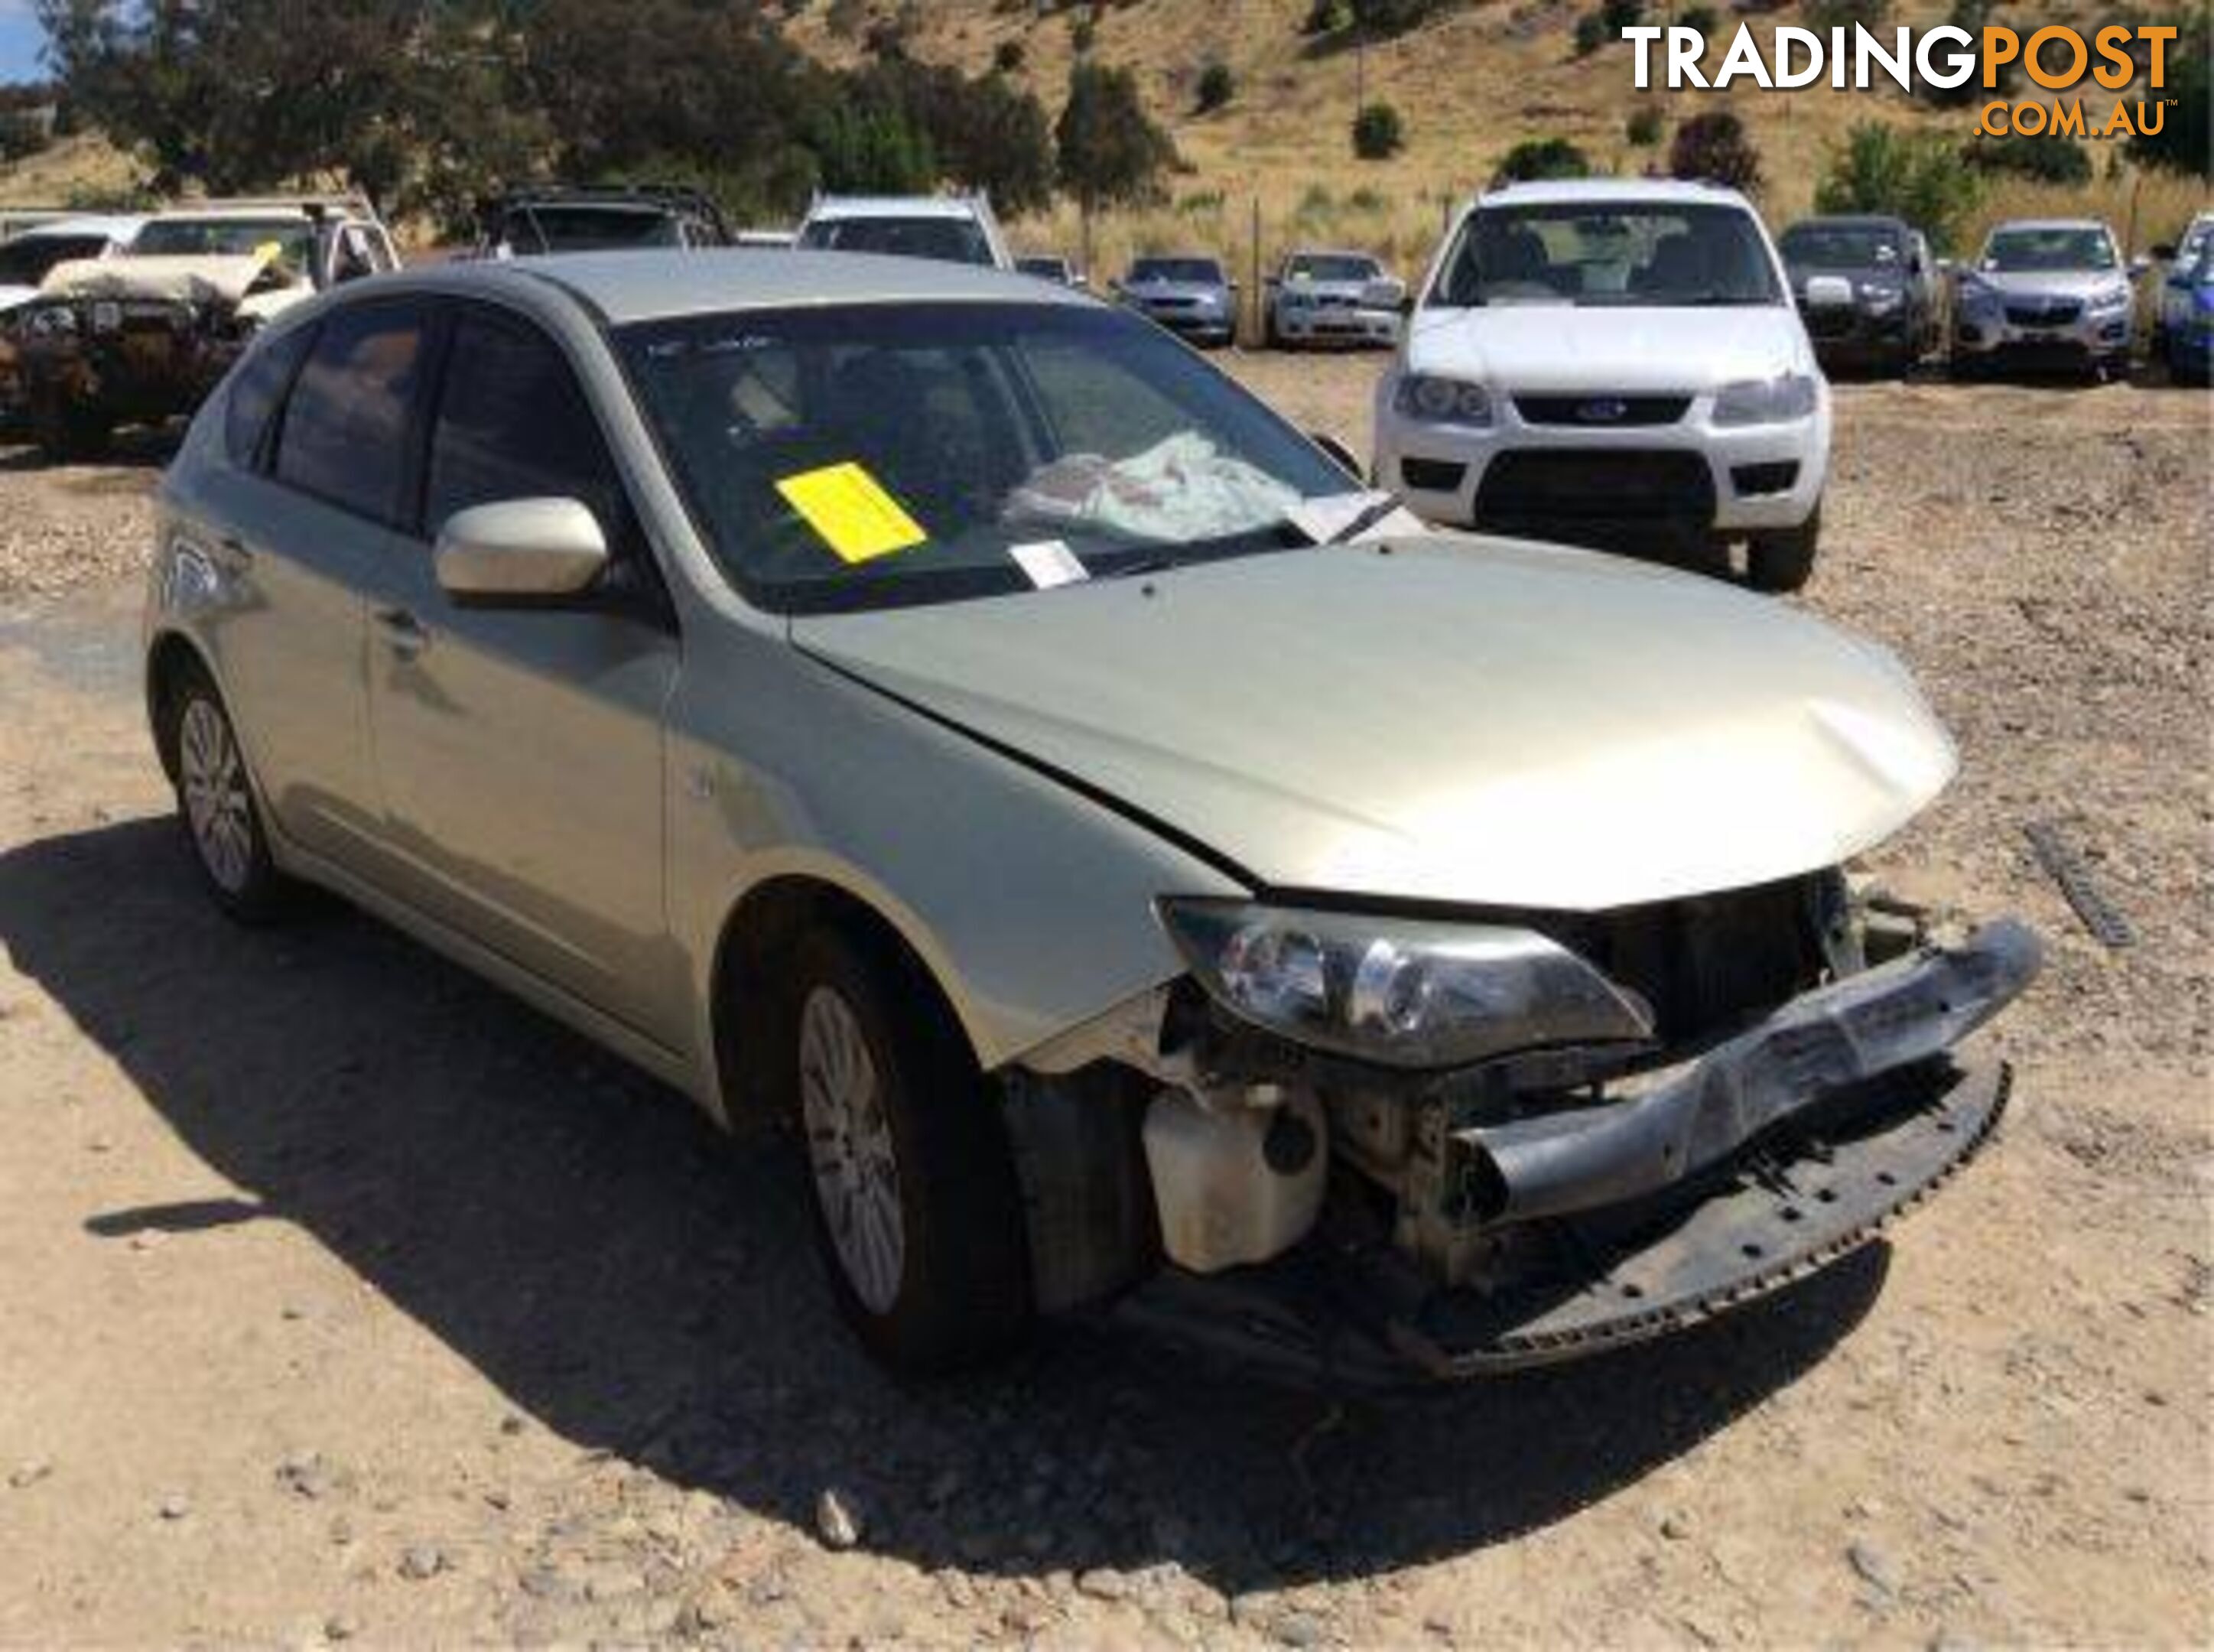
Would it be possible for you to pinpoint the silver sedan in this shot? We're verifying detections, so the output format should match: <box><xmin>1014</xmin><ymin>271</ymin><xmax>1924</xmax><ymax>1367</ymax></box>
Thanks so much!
<box><xmin>145</xmin><ymin>252</ymin><xmax>2036</xmax><ymax>1379</ymax></box>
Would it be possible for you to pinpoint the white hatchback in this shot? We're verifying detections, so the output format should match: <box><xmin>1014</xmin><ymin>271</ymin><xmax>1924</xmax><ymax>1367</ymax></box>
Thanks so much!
<box><xmin>1374</xmin><ymin>180</ymin><xmax>1830</xmax><ymax>591</ymax></box>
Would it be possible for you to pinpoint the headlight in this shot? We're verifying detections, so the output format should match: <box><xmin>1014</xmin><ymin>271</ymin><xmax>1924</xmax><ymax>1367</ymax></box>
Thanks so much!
<box><xmin>1859</xmin><ymin>283</ymin><xmax>1903</xmax><ymax>311</ymax></box>
<box><xmin>1392</xmin><ymin>373</ymin><xmax>1492</xmax><ymax>426</ymax></box>
<box><xmin>1712</xmin><ymin>370</ymin><xmax>1819</xmax><ymax>427</ymax></box>
<box><xmin>1158</xmin><ymin>899</ymin><xmax>1653</xmax><ymax>1070</ymax></box>
<box><xmin>1956</xmin><ymin>278</ymin><xmax>1998</xmax><ymax>311</ymax></box>
<box><xmin>2086</xmin><ymin>283</ymin><xmax>2132</xmax><ymax>313</ymax></box>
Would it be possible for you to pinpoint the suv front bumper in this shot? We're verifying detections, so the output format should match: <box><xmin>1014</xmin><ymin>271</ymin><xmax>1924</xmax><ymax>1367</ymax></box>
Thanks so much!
<box><xmin>1373</xmin><ymin>382</ymin><xmax>1829</xmax><ymax>540</ymax></box>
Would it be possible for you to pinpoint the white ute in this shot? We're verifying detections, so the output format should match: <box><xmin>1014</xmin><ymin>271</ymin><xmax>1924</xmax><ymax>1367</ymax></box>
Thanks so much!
<box><xmin>1374</xmin><ymin>179</ymin><xmax>1830</xmax><ymax>592</ymax></box>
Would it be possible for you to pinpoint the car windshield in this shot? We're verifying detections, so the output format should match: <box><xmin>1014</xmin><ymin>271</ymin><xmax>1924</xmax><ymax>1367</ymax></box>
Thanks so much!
<box><xmin>134</xmin><ymin>216</ymin><xmax>316</xmax><ymax>269</ymax></box>
<box><xmin>1016</xmin><ymin>257</ymin><xmax>1068</xmax><ymax>277</ymax></box>
<box><xmin>621</xmin><ymin>302</ymin><xmax>1351</xmax><ymax>615</ymax></box>
<box><xmin>0</xmin><ymin>233</ymin><xmax>112</xmax><ymax>285</ymax></box>
<box><xmin>500</xmin><ymin>204</ymin><xmax>683</xmax><ymax>253</ymax></box>
<box><xmin>1982</xmin><ymin>227</ymin><xmax>2115</xmax><ymax>272</ymax></box>
<box><xmin>1779</xmin><ymin>223</ymin><xmax>1900</xmax><ymax>268</ymax></box>
<box><xmin>1285</xmin><ymin>253</ymin><xmax>1380</xmax><ymax>282</ymax></box>
<box><xmin>1435</xmin><ymin>201</ymin><xmax>1783</xmax><ymax>307</ymax></box>
<box><xmin>1130</xmin><ymin>259</ymin><xmax>1222</xmax><ymax>284</ymax></box>
<box><xmin>798</xmin><ymin>216</ymin><xmax>993</xmax><ymax>265</ymax></box>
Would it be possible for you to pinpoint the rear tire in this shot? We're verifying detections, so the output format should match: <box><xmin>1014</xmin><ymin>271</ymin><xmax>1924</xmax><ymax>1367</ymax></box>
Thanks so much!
<box><xmin>790</xmin><ymin>927</ymin><xmax>1032</xmax><ymax>1374</ymax></box>
<box><xmin>160</xmin><ymin>662</ymin><xmax>296</xmax><ymax>924</ymax></box>
<box><xmin>32</xmin><ymin>390</ymin><xmax>112</xmax><ymax>462</ymax></box>
<box><xmin>1747</xmin><ymin>502</ymin><xmax>1821</xmax><ymax>594</ymax></box>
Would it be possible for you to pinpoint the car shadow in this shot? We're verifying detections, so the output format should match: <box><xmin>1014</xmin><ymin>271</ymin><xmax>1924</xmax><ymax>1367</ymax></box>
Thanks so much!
<box><xmin>0</xmin><ymin>424</ymin><xmax>180</xmax><ymax>473</ymax></box>
<box><xmin>0</xmin><ymin>815</ymin><xmax>1888</xmax><ymax>1592</ymax></box>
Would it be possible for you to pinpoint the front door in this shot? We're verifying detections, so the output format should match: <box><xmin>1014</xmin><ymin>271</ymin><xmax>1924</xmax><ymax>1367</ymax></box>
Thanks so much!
<box><xmin>362</xmin><ymin>303</ymin><xmax>684</xmax><ymax>1046</ymax></box>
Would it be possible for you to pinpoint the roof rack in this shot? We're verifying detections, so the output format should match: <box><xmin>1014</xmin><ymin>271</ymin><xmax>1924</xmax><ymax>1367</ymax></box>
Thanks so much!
<box><xmin>163</xmin><ymin>193</ymin><xmax>378</xmax><ymax>218</ymax></box>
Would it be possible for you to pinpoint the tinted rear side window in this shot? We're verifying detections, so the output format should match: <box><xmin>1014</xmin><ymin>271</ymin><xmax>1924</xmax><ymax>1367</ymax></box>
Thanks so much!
<box><xmin>223</xmin><ymin>325</ymin><xmax>314</xmax><ymax>469</ymax></box>
<box><xmin>424</xmin><ymin>312</ymin><xmax>626</xmax><ymax>542</ymax></box>
<box><xmin>273</xmin><ymin>305</ymin><xmax>426</xmax><ymax>522</ymax></box>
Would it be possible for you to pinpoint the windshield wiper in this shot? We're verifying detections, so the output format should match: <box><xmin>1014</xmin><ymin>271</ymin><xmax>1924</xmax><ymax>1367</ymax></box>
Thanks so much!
<box><xmin>1322</xmin><ymin>493</ymin><xmax>1408</xmax><ymax>545</ymax></box>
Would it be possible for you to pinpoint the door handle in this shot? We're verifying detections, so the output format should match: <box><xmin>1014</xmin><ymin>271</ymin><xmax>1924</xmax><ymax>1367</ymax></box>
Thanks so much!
<box><xmin>374</xmin><ymin>606</ymin><xmax>428</xmax><ymax>659</ymax></box>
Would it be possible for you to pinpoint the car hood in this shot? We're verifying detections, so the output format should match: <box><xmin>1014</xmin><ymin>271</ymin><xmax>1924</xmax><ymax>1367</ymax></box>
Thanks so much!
<box><xmin>1972</xmin><ymin>269</ymin><xmax>2122</xmax><ymax>300</ymax></box>
<box><xmin>0</xmin><ymin>283</ymin><xmax>38</xmax><ymax>312</ymax></box>
<box><xmin>40</xmin><ymin>252</ymin><xmax>275</xmax><ymax>307</ymax></box>
<box><xmin>1126</xmin><ymin>281</ymin><xmax>1228</xmax><ymax>302</ymax></box>
<box><xmin>1406</xmin><ymin>304</ymin><xmax>1806</xmax><ymax>391</ymax></box>
<box><xmin>790</xmin><ymin>535</ymin><xmax>1956</xmax><ymax>911</ymax></box>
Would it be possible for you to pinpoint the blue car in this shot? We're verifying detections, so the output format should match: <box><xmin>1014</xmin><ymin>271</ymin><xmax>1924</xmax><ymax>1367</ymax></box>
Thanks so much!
<box><xmin>2160</xmin><ymin>236</ymin><xmax>2214</xmax><ymax>383</ymax></box>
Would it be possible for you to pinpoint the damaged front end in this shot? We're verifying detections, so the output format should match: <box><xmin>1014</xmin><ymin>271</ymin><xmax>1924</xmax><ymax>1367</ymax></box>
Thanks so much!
<box><xmin>1006</xmin><ymin>871</ymin><xmax>2038</xmax><ymax>1381</ymax></box>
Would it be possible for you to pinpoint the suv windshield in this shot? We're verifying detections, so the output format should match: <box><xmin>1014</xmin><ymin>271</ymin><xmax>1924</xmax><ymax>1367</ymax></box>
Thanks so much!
<box><xmin>499</xmin><ymin>204</ymin><xmax>684</xmax><ymax>253</ymax></box>
<box><xmin>135</xmin><ymin>216</ymin><xmax>316</xmax><ymax>269</ymax></box>
<box><xmin>0</xmin><ymin>233</ymin><xmax>112</xmax><ymax>285</ymax></box>
<box><xmin>1284</xmin><ymin>254</ymin><xmax>1380</xmax><ymax>282</ymax></box>
<box><xmin>798</xmin><ymin>216</ymin><xmax>993</xmax><ymax>265</ymax></box>
<box><xmin>1435</xmin><ymin>201</ymin><xmax>1783</xmax><ymax>307</ymax></box>
<box><xmin>622</xmin><ymin>302</ymin><xmax>1349</xmax><ymax>615</ymax></box>
<box><xmin>1983</xmin><ymin>226</ymin><xmax>2115</xmax><ymax>272</ymax></box>
<box><xmin>1779</xmin><ymin>223</ymin><xmax>1900</xmax><ymax>268</ymax></box>
<box><xmin>1130</xmin><ymin>259</ymin><xmax>1222</xmax><ymax>284</ymax></box>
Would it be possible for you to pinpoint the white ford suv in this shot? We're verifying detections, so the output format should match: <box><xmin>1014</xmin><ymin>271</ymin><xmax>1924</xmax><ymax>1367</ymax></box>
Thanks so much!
<box><xmin>1374</xmin><ymin>180</ymin><xmax>1830</xmax><ymax>591</ymax></box>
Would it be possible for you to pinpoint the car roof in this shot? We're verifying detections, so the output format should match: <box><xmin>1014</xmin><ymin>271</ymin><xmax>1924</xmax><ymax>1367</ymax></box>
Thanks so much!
<box><xmin>1131</xmin><ymin>252</ymin><xmax>1222</xmax><ymax>265</ymax></box>
<box><xmin>804</xmin><ymin>196</ymin><xmax>983</xmax><ymax>221</ymax></box>
<box><xmin>1783</xmin><ymin>214</ymin><xmax>1907</xmax><ymax>230</ymax></box>
<box><xmin>1477</xmin><ymin>178</ymin><xmax>1753</xmax><ymax>209</ymax></box>
<box><xmin>1283</xmin><ymin>247</ymin><xmax>1380</xmax><ymax>261</ymax></box>
<box><xmin>389</xmin><ymin>249</ymin><xmax>1094</xmax><ymax>325</ymax></box>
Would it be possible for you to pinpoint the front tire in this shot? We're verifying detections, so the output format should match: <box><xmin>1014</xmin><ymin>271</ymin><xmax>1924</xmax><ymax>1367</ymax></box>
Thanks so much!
<box><xmin>161</xmin><ymin>663</ymin><xmax>294</xmax><ymax>923</ymax></box>
<box><xmin>1747</xmin><ymin>502</ymin><xmax>1821</xmax><ymax>593</ymax></box>
<box><xmin>791</xmin><ymin>928</ymin><xmax>1032</xmax><ymax>1374</ymax></box>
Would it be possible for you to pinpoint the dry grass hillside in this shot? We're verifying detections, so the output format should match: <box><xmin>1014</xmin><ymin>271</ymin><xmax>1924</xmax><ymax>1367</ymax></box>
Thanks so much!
<box><xmin>793</xmin><ymin>0</ymin><xmax>2206</xmax><ymax>281</ymax></box>
<box><xmin>0</xmin><ymin>131</ymin><xmax>143</xmax><ymax>210</ymax></box>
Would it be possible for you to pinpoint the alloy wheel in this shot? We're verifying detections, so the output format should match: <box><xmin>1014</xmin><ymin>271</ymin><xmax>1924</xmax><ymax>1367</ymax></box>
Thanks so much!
<box><xmin>799</xmin><ymin>984</ymin><xmax>905</xmax><ymax>1313</ymax></box>
<box><xmin>178</xmin><ymin>697</ymin><xmax>255</xmax><ymax>894</ymax></box>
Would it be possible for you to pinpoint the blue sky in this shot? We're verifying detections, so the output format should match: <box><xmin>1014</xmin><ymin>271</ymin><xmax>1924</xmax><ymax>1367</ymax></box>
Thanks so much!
<box><xmin>0</xmin><ymin>3</ymin><xmax>44</xmax><ymax>87</ymax></box>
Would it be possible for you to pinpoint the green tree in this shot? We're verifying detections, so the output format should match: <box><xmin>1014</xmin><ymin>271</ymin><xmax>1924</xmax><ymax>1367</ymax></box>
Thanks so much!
<box><xmin>1492</xmin><ymin>135</ymin><xmax>1591</xmax><ymax>186</ymax></box>
<box><xmin>1962</xmin><ymin>132</ymin><xmax>2092</xmax><ymax>185</ymax></box>
<box><xmin>1814</xmin><ymin>122</ymin><xmax>1982</xmax><ymax>252</ymax></box>
<box><xmin>1669</xmin><ymin>109</ymin><xmax>1761</xmax><ymax>193</ymax></box>
<box><xmin>2125</xmin><ymin>5</ymin><xmax>2209</xmax><ymax>177</ymax></box>
<box><xmin>1351</xmin><ymin>99</ymin><xmax>1404</xmax><ymax>158</ymax></box>
<box><xmin>1195</xmin><ymin>60</ymin><xmax>1234</xmax><ymax>112</ymax></box>
<box><xmin>1055</xmin><ymin>59</ymin><xmax>1175</xmax><ymax>262</ymax></box>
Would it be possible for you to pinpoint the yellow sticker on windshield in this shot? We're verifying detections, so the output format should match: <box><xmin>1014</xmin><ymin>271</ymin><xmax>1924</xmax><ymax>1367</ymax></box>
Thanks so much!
<box><xmin>775</xmin><ymin>462</ymin><xmax>927</xmax><ymax>564</ymax></box>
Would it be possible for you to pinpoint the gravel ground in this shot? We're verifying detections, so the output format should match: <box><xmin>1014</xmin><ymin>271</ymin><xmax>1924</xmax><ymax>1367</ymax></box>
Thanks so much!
<box><xmin>0</xmin><ymin>366</ymin><xmax>2207</xmax><ymax>1649</ymax></box>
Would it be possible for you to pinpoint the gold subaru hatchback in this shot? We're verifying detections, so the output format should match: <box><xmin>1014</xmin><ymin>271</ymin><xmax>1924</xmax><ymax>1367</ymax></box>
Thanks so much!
<box><xmin>145</xmin><ymin>252</ymin><xmax>2036</xmax><ymax>1380</ymax></box>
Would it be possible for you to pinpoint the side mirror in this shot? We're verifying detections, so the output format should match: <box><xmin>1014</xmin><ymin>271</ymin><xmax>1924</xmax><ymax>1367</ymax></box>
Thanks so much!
<box><xmin>435</xmin><ymin>498</ymin><xmax>609</xmax><ymax>603</ymax></box>
<box><xmin>1309</xmin><ymin>431</ymin><xmax>1361</xmax><ymax>476</ymax></box>
<box><xmin>2151</xmin><ymin>242</ymin><xmax>2177</xmax><ymax>261</ymax></box>
<box><xmin>2127</xmin><ymin>255</ymin><xmax>2151</xmax><ymax>278</ymax></box>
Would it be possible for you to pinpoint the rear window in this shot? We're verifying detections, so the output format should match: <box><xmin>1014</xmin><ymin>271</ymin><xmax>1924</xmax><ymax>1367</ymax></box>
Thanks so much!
<box><xmin>271</xmin><ymin>305</ymin><xmax>426</xmax><ymax>523</ymax></box>
<box><xmin>1130</xmin><ymin>259</ymin><xmax>1223</xmax><ymax>284</ymax></box>
<box><xmin>495</xmin><ymin>205</ymin><xmax>684</xmax><ymax>254</ymax></box>
<box><xmin>798</xmin><ymin>216</ymin><xmax>993</xmax><ymax>265</ymax></box>
<box><xmin>0</xmin><ymin>233</ymin><xmax>113</xmax><ymax>285</ymax></box>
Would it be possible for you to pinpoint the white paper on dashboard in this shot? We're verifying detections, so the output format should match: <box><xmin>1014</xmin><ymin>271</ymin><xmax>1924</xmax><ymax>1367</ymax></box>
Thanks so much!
<box><xmin>1283</xmin><ymin>490</ymin><xmax>1426</xmax><ymax>545</ymax></box>
<box><xmin>1009</xmin><ymin>538</ymin><xmax>1090</xmax><ymax>590</ymax></box>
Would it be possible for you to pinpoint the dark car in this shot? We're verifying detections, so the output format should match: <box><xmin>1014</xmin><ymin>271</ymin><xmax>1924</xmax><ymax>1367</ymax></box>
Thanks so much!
<box><xmin>1779</xmin><ymin>215</ymin><xmax>1941</xmax><ymax>377</ymax></box>
<box><xmin>476</xmin><ymin>184</ymin><xmax>733</xmax><ymax>257</ymax></box>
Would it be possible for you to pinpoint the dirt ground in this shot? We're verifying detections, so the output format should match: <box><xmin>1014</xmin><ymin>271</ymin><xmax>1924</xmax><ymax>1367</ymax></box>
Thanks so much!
<box><xmin>0</xmin><ymin>365</ymin><xmax>2208</xmax><ymax>1650</ymax></box>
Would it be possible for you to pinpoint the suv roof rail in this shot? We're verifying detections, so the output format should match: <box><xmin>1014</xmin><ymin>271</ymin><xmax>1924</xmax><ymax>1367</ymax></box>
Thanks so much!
<box><xmin>168</xmin><ymin>193</ymin><xmax>378</xmax><ymax>218</ymax></box>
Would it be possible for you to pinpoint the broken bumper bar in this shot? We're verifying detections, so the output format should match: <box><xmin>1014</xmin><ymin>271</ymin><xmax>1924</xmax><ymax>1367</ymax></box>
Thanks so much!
<box><xmin>1459</xmin><ymin>919</ymin><xmax>2040</xmax><ymax>1225</ymax></box>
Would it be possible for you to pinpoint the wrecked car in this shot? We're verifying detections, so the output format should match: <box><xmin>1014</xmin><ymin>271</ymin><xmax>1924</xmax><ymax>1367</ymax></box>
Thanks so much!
<box><xmin>13</xmin><ymin>197</ymin><xmax>396</xmax><ymax>458</ymax></box>
<box><xmin>146</xmin><ymin>252</ymin><xmax>2037</xmax><ymax>1380</ymax></box>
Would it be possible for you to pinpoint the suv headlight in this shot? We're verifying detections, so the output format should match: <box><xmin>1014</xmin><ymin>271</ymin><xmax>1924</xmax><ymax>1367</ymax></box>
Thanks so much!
<box><xmin>1712</xmin><ymin>370</ymin><xmax>1819</xmax><ymax>427</ymax></box>
<box><xmin>1391</xmin><ymin>373</ymin><xmax>1492</xmax><ymax>427</ymax></box>
<box><xmin>1859</xmin><ymin>283</ymin><xmax>1903</xmax><ymax>311</ymax></box>
<box><xmin>1159</xmin><ymin>899</ymin><xmax>1653</xmax><ymax>1070</ymax></box>
<box><xmin>2086</xmin><ymin>282</ymin><xmax>2132</xmax><ymax>313</ymax></box>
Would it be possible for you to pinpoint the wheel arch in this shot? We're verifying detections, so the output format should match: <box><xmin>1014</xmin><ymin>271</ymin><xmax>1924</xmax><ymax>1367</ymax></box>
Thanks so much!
<box><xmin>145</xmin><ymin>627</ymin><xmax>219</xmax><ymax>784</ymax></box>
<box><xmin>707</xmin><ymin>870</ymin><xmax>980</xmax><ymax>1128</ymax></box>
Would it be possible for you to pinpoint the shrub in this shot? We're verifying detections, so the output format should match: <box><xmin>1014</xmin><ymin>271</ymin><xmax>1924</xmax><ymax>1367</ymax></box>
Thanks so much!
<box><xmin>1961</xmin><ymin>133</ymin><xmax>2092</xmax><ymax>184</ymax></box>
<box><xmin>1624</xmin><ymin>103</ymin><xmax>1663</xmax><ymax>146</ymax></box>
<box><xmin>1492</xmin><ymin>135</ymin><xmax>1592</xmax><ymax>187</ymax></box>
<box><xmin>1071</xmin><ymin>16</ymin><xmax>1095</xmax><ymax>51</ymax></box>
<box><xmin>1572</xmin><ymin>11</ymin><xmax>1608</xmax><ymax>57</ymax></box>
<box><xmin>993</xmin><ymin>39</ymin><xmax>1026</xmax><ymax>73</ymax></box>
<box><xmin>1195</xmin><ymin>60</ymin><xmax>1234</xmax><ymax>112</ymax></box>
<box><xmin>1803</xmin><ymin>0</ymin><xmax>1890</xmax><ymax>32</ymax></box>
<box><xmin>2125</xmin><ymin>8</ymin><xmax>2208</xmax><ymax>177</ymax></box>
<box><xmin>1814</xmin><ymin>122</ymin><xmax>1982</xmax><ymax>252</ymax></box>
<box><xmin>1679</xmin><ymin>3</ymin><xmax>1718</xmax><ymax>33</ymax></box>
<box><xmin>1669</xmin><ymin>109</ymin><xmax>1762</xmax><ymax>193</ymax></box>
<box><xmin>1352</xmin><ymin>99</ymin><xmax>1405</xmax><ymax>159</ymax></box>
<box><xmin>1303</xmin><ymin>0</ymin><xmax>1354</xmax><ymax>31</ymax></box>
<box><xmin>1600</xmin><ymin>0</ymin><xmax>1643</xmax><ymax>28</ymax></box>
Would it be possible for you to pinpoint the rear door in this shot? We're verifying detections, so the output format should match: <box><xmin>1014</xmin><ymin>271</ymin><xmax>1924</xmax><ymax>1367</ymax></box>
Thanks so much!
<box><xmin>361</xmin><ymin>301</ymin><xmax>684</xmax><ymax>1045</ymax></box>
<box><xmin>190</xmin><ymin>301</ymin><xmax>429</xmax><ymax>870</ymax></box>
